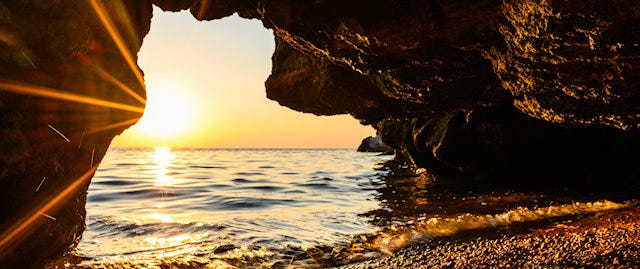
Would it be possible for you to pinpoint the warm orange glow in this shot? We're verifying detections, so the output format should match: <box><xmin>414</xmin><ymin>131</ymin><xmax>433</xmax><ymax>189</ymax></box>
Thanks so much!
<box><xmin>153</xmin><ymin>146</ymin><xmax>174</xmax><ymax>168</ymax></box>
<box><xmin>86</xmin><ymin>118</ymin><xmax>142</xmax><ymax>136</ymax></box>
<box><xmin>153</xmin><ymin>146</ymin><xmax>175</xmax><ymax>187</ymax></box>
<box><xmin>92</xmin><ymin>66</ymin><xmax>146</xmax><ymax>105</ymax></box>
<box><xmin>148</xmin><ymin>213</ymin><xmax>174</xmax><ymax>223</ymax></box>
<box><xmin>0</xmin><ymin>82</ymin><xmax>144</xmax><ymax>113</ymax></box>
<box><xmin>111</xmin><ymin>10</ymin><xmax>376</xmax><ymax>148</ymax></box>
<box><xmin>134</xmin><ymin>84</ymin><xmax>194</xmax><ymax>139</ymax></box>
<box><xmin>0</xmin><ymin>165</ymin><xmax>99</xmax><ymax>253</ymax></box>
<box><xmin>87</xmin><ymin>0</ymin><xmax>146</xmax><ymax>89</ymax></box>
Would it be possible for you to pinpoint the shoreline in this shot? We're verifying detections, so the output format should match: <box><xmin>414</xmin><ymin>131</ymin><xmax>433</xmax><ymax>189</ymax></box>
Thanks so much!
<box><xmin>338</xmin><ymin>205</ymin><xmax>640</xmax><ymax>268</ymax></box>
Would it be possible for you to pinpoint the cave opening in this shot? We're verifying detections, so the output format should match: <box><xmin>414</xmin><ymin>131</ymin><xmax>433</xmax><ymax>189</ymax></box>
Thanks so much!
<box><xmin>70</xmin><ymin>7</ymin><xmax>386</xmax><ymax>267</ymax></box>
<box><xmin>112</xmin><ymin>7</ymin><xmax>375</xmax><ymax>149</ymax></box>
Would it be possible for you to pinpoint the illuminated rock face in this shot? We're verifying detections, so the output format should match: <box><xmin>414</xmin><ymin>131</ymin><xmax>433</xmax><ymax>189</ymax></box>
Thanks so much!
<box><xmin>175</xmin><ymin>0</ymin><xmax>640</xmax><ymax>182</ymax></box>
<box><xmin>0</xmin><ymin>0</ymin><xmax>639</xmax><ymax>265</ymax></box>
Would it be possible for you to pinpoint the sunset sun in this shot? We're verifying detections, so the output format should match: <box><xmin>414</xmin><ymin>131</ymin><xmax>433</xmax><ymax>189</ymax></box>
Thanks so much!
<box><xmin>135</xmin><ymin>83</ymin><xmax>194</xmax><ymax>139</ymax></box>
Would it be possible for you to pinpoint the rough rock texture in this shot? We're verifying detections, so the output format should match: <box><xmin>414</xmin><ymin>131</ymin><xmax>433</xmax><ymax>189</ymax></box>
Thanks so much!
<box><xmin>258</xmin><ymin>0</ymin><xmax>640</xmax><ymax>183</ymax></box>
<box><xmin>1</xmin><ymin>0</ymin><xmax>640</xmax><ymax>265</ymax></box>
<box><xmin>0</xmin><ymin>0</ymin><xmax>150</xmax><ymax>266</ymax></box>
<box><xmin>158</xmin><ymin>0</ymin><xmax>640</xmax><ymax>181</ymax></box>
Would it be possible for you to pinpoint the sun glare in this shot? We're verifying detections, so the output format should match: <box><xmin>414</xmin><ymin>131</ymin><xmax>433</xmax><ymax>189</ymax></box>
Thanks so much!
<box><xmin>110</xmin><ymin>10</ymin><xmax>376</xmax><ymax>148</ymax></box>
<box><xmin>135</xmin><ymin>84</ymin><xmax>194</xmax><ymax>139</ymax></box>
<box><xmin>153</xmin><ymin>146</ymin><xmax>175</xmax><ymax>187</ymax></box>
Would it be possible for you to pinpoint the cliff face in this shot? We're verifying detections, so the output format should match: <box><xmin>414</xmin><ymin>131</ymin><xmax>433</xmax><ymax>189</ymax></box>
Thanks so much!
<box><xmin>184</xmin><ymin>0</ymin><xmax>640</xmax><ymax>182</ymax></box>
<box><xmin>0</xmin><ymin>0</ymin><xmax>639</xmax><ymax>265</ymax></box>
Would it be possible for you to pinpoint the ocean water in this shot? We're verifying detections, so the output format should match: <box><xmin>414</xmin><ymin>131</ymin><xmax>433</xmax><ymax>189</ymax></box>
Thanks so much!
<box><xmin>75</xmin><ymin>147</ymin><xmax>394</xmax><ymax>267</ymax></box>
<box><xmin>62</xmin><ymin>147</ymin><xmax>635</xmax><ymax>268</ymax></box>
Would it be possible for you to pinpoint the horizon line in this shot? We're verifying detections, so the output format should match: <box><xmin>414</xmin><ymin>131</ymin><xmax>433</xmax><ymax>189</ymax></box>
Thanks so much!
<box><xmin>108</xmin><ymin>146</ymin><xmax>358</xmax><ymax>150</ymax></box>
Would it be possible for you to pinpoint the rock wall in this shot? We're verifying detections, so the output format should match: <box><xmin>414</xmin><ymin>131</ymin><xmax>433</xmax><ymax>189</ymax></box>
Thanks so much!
<box><xmin>1</xmin><ymin>0</ymin><xmax>639</xmax><ymax>265</ymax></box>
<box><xmin>0</xmin><ymin>0</ymin><xmax>151</xmax><ymax>266</ymax></box>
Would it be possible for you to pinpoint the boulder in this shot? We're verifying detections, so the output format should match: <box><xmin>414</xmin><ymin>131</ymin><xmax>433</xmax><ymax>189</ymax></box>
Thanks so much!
<box><xmin>357</xmin><ymin>136</ymin><xmax>391</xmax><ymax>153</ymax></box>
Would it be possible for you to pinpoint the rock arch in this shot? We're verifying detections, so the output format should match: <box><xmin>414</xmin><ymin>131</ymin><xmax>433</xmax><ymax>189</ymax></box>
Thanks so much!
<box><xmin>0</xmin><ymin>0</ymin><xmax>639</xmax><ymax>265</ymax></box>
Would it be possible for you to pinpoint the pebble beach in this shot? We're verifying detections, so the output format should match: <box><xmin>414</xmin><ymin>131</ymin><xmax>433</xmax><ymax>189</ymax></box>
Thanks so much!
<box><xmin>340</xmin><ymin>205</ymin><xmax>640</xmax><ymax>269</ymax></box>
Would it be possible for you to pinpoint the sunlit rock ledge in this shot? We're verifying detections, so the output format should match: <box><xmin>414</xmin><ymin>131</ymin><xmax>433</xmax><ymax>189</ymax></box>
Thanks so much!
<box><xmin>0</xmin><ymin>0</ymin><xmax>639</xmax><ymax>266</ymax></box>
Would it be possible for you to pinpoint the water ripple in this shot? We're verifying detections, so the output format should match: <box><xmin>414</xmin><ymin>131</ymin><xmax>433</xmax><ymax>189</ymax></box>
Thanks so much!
<box><xmin>78</xmin><ymin>148</ymin><xmax>394</xmax><ymax>267</ymax></box>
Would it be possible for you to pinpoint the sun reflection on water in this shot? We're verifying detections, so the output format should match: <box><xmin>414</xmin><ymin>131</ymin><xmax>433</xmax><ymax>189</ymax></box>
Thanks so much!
<box><xmin>149</xmin><ymin>147</ymin><xmax>175</xmax><ymax>223</ymax></box>
<box><xmin>154</xmin><ymin>146</ymin><xmax>174</xmax><ymax>168</ymax></box>
<box><xmin>145</xmin><ymin>234</ymin><xmax>193</xmax><ymax>246</ymax></box>
<box><xmin>74</xmin><ymin>148</ymin><xmax>396</xmax><ymax>268</ymax></box>
<box><xmin>148</xmin><ymin>213</ymin><xmax>173</xmax><ymax>223</ymax></box>
<box><xmin>153</xmin><ymin>146</ymin><xmax>174</xmax><ymax>187</ymax></box>
<box><xmin>155</xmin><ymin>174</ymin><xmax>173</xmax><ymax>187</ymax></box>
<box><xmin>142</xmin><ymin>234</ymin><xmax>203</xmax><ymax>260</ymax></box>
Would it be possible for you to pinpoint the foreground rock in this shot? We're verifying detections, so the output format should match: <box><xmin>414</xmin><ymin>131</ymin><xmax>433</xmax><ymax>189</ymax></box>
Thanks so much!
<box><xmin>357</xmin><ymin>136</ymin><xmax>391</xmax><ymax>153</ymax></box>
<box><xmin>0</xmin><ymin>1</ymin><xmax>150</xmax><ymax>266</ymax></box>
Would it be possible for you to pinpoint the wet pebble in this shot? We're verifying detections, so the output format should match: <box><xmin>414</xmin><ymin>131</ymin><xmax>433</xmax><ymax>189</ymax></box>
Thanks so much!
<box><xmin>213</xmin><ymin>244</ymin><xmax>237</xmax><ymax>254</ymax></box>
<box><xmin>337</xmin><ymin>206</ymin><xmax>640</xmax><ymax>269</ymax></box>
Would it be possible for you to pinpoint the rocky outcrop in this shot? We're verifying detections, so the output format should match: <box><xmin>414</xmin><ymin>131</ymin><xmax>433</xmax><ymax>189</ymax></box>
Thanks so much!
<box><xmin>377</xmin><ymin>106</ymin><xmax>640</xmax><ymax>187</ymax></box>
<box><xmin>1</xmin><ymin>0</ymin><xmax>639</xmax><ymax>265</ymax></box>
<box><xmin>357</xmin><ymin>136</ymin><xmax>391</xmax><ymax>153</ymax></box>
<box><xmin>255</xmin><ymin>0</ymin><xmax>640</xmax><ymax>184</ymax></box>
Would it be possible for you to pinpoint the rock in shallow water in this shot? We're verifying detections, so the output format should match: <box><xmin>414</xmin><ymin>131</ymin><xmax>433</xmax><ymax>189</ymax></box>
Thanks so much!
<box><xmin>357</xmin><ymin>136</ymin><xmax>391</xmax><ymax>153</ymax></box>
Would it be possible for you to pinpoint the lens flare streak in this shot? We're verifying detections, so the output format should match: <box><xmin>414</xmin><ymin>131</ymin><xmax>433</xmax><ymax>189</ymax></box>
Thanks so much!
<box><xmin>197</xmin><ymin>0</ymin><xmax>211</xmax><ymax>20</ymax></box>
<box><xmin>92</xmin><ymin>66</ymin><xmax>146</xmax><ymax>105</ymax></box>
<box><xmin>85</xmin><ymin>118</ymin><xmax>142</xmax><ymax>136</ymax></box>
<box><xmin>0</xmin><ymin>165</ymin><xmax>99</xmax><ymax>254</ymax></box>
<box><xmin>0</xmin><ymin>82</ymin><xmax>144</xmax><ymax>113</ymax></box>
<box><xmin>87</xmin><ymin>0</ymin><xmax>146</xmax><ymax>89</ymax></box>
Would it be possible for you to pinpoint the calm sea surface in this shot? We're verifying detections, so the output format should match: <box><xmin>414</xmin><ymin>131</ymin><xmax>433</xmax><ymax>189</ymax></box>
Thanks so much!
<box><xmin>76</xmin><ymin>147</ymin><xmax>394</xmax><ymax>267</ymax></box>
<box><xmin>66</xmin><ymin>147</ymin><xmax>634</xmax><ymax>268</ymax></box>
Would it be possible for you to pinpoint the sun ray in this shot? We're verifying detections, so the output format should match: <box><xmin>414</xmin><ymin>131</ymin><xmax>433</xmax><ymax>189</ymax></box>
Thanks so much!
<box><xmin>85</xmin><ymin>117</ymin><xmax>141</xmax><ymax>136</ymax></box>
<box><xmin>0</xmin><ymin>82</ymin><xmax>144</xmax><ymax>113</ymax></box>
<box><xmin>0</xmin><ymin>165</ymin><xmax>99</xmax><ymax>254</ymax></box>
<box><xmin>87</xmin><ymin>0</ymin><xmax>146</xmax><ymax>89</ymax></box>
<box><xmin>197</xmin><ymin>0</ymin><xmax>211</xmax><ymax>20</ymax></box>
<box><xmin>110</xmin><ymin>1</ymin><xmax>145</xmax><ymax>51</ymax></box>
<box><xmin>91</xmin><ymin>65</ymin><xmax>146</xmax><ymax>105</ymax></box>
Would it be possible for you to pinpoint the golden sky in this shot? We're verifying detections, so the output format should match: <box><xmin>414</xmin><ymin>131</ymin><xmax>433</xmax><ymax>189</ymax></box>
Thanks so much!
<box><xmin>111</xmin><ymin>8</ymin><xmax>374</xmax><ymax>148</ymax></box>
